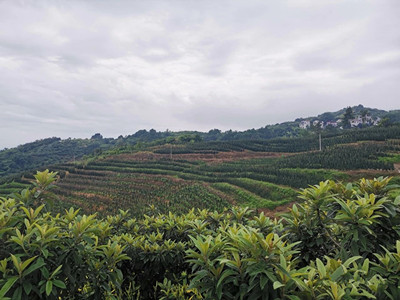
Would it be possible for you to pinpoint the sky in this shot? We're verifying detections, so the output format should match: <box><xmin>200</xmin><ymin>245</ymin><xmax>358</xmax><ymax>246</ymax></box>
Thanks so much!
<box><xmin>0</xmin><ymin>0</ymin><xmax>399</xmax><ymax>149</ymax></box>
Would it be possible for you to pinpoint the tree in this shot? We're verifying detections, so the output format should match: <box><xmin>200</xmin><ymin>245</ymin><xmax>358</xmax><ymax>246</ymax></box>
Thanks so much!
<box><xmin>361</xmin><ymin>108</ymin><xmax>369</xmax><ymax>125</ymax></box>
<box><xmin>319</xmin><ymin>112</ymin><xmax>335</xmax><ymax>123</ymax></box>
<box><xmin>379</xmin><ymin>117</ymin><xmax>392</xmax><ymax>127</ymax></box>
<box><xmin>91</xmin><ymin>133</ymin><xmax>103</xmax><ymax>140</ymax></box>
<box><xmin>342</xmin><ymin>107</ymin><xmax>354</xmax><ymax>129</ymax></box>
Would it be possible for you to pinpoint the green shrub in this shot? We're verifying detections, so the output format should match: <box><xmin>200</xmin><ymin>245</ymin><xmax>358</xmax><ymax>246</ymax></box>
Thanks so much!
<box><xmin>1</xmin><ymin>170</ymin><xmax>400</xmax><ymax>299</ymax></box>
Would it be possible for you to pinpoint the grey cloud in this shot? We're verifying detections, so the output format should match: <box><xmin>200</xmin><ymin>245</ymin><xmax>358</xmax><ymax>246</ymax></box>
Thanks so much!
<box><xmin>0</xmin><ymin>0</ymin><xmax>399</xmax><ymax>149</ymax></box>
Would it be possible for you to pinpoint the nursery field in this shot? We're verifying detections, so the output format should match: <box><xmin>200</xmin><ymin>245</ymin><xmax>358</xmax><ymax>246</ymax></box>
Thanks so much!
<box><xmin>40</xmin><ymin>139</ymin><xmax>400</xmax><ymax>216</ymax></box>
<box><xmin>1</xmin><ymin>136</ymin><xmax>400</xmax><ymax>217</ymax></box>
<box><xmin>50</xmin><ymin>154</ymin><xmax>299</xmax><ymax>216</ymax></box>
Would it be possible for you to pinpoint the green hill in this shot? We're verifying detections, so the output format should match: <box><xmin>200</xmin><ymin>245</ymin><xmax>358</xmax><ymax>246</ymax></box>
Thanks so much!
<box><xmin>2</xmin><ymin>105</ymin><xmax>400</xmax><ymax>181</ymax></box>
<box><xmin>3</xmin><ymin>126</ymin><xmax>399</xmax><ymax>216</ymax></box>
<box><xmin>1</xmin><ymin>107</ymin><xmax>400</xmax><ymax>216</ymax></box>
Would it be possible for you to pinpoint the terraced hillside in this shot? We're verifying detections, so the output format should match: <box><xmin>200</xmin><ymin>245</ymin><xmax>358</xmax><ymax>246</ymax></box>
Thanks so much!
<box><xmin>50</xmin><ymin>152</ymin><xmax>298</xmax><ymax>216</ymax></box>
<box><xmin>44</xmin><ymin>139</ymin><xmax>400</xmax><ymax>217</ymax></box>
<box><xmin>0</xmin><ymin>181</ymin><xmax>31</xmax><ymax>197</ymax></box>
<box><xmin>55</xmin><ymin>171</ymin><xmax>231</xmax><ymax>216</ymax></box>
<box><xmin>1</xmin><ymin>131</ymin><xmax>400</xmax><ymax>217</ymax></box>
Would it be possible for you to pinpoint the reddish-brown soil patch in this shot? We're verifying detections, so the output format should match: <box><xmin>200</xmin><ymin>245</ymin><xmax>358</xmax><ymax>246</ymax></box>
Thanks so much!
<box><xmin>344</xmin><ymin>169</ymin><xmax>398</xmax><ymax>181</ymax></box>
<box><xmin>104</xmin><ymin>151</ymin><xmax>293</xmax><ymax>164</ymax></box>
<box><xmin>255</xmin><ymin>202</ymin><xmax>295</xmax><ymax>218</ymax></box>
<box><xmin>70</xmin><ymin>191</ymin><xmax>111</xmax><ymax>202</ymax></box>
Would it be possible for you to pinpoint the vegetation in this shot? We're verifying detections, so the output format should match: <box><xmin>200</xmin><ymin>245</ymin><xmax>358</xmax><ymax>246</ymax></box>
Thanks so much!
<box><xmin>1</xmin><ymin>107</ymin><xmax>400</xmax><ymax>182</ymax></box>
<box><xmin>1</xmin><ymin>134</ymin><xmax>397</xmax><ymax>216</ymax></box>
<box><xmin>1</xmin><ymin>171</ymin><xmax>400</xmax><ymax>299</ymax></box>
<box><xmin>275</xmin><ymin>142</ymin><xmax>398</xmax><ymax>170</ymax></box>
<box><xmin>0</xmin><ymin>137</ymin><xmax>116</xmax><ymax>178</ymax></box>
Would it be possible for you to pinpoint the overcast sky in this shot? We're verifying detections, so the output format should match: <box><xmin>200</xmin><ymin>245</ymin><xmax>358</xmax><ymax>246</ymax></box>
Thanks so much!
<box><xmin>0</xmin><ymin>0</ymin><xmax>399</xmax><ymax>149</ymax></box>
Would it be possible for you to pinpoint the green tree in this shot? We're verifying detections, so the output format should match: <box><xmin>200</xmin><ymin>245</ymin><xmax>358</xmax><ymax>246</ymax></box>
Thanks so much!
<box><xmin>319</xmin><ymin>112</ymin><xmax>335</xmax><ymax>123</ymax></box>
<box><xmin>342</xmin><ymin>107</ymin><xmax>354</xmax><ymax>129</ymax></box>
<box><xmin>361</xmin><ymin>108</ymin><xmax>369</xmax><ymax>125</ymax></box>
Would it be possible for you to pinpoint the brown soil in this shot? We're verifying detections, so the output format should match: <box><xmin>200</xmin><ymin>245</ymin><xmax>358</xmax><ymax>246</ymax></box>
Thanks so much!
<box><xmin>344</xmin><ymin>169</ymin><xmax>399</xmax><ymax>181</ymax></box>
<box><xmin>70</xmin><ymin>191</ymin><xmax>111</xmax><ymax>202</ymax></box>
<box><xmin>256</xmin><ymin>202</ymin><xmax>295</xmax><ymax>218</ymax></box>
<box><xmin>105</xmin><ymin>151</ymin><xmax>293</xmax><ymax>164</ymax></box>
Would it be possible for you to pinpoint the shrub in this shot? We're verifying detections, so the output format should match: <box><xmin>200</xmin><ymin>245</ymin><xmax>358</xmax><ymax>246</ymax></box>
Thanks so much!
<box><xmin>1</xmin><ymin>170</ymin><xmax>400</xmax><ymax>299</ymax></box>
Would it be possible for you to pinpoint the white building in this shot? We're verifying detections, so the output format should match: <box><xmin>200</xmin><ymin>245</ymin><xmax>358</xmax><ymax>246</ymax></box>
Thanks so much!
<box><xmin>325</xmin><ymin>121</ymin><xmax>338</xmax><ymax>127</ymax></box>
<box><xmin>350</xmin><ymin>116</ymin><xmax>363</xmax><ymax>127</ymax></box>
<box><xmin>299</xmin><ymin>120</ymin><xmax>311</xmax><ymax>129</ymax></box>
<box><xmin>313</xmin><ymin>120</ymin><xmax>324</xmax><ymax>128</ymax></box>
<box><xmin>373</xmin><ymin>117</ymin><xmax>381</xmax><ymax>125</ymax></box>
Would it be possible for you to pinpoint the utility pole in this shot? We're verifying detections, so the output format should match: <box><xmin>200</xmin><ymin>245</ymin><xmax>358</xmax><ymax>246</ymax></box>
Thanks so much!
<box><xmin>319</xmin><ymin>132</ymin><xmax>322</xmax><ymax>151</ymax></box>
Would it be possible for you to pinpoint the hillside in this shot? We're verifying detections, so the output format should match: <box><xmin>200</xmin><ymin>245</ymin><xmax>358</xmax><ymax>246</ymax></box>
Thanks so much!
<box><xmin>0</xmin><ymin>136</ymin><xmax>116</xmax><ymax>178</ymax></box>
<box><xmin>50</xmin><ymin>137</ymin><xmax>399</xmax><ymax>215</ymax></box>
<box><xmin>1</xmin><ymin>105</ymin><xmax>400</xmax><ymax>181</ymax></box>
<box><xmin>316</xmin><ymin>104</ymin><xmax>388</xmax><ymax>121</ymax></box>
<box><xmin>1</xmin><ymin>124</ymin><xmax>400</xmax><ymax>216</ymax></box>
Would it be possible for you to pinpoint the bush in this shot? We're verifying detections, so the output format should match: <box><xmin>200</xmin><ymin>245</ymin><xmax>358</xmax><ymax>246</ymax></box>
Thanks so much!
<box><xmin>1</xmin><ymin>170</ymin><xmax>400</xmax><ymax>299</ymax></box>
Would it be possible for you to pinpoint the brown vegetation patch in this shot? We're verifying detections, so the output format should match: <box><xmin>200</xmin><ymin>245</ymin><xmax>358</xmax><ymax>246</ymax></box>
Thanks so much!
<box><xmin>105</xmin><ymin>151</ymin><xmax>293</xmax><ymax>164</ymax></box>
<box><xmin>69</xmin><ymin>191</ymin><xmax>112</xmax><ymax>202</ymax></box>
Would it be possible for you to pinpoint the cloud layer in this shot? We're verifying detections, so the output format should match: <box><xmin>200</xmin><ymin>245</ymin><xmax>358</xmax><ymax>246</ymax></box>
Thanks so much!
<box><xmin>1</xmin><ymin>0</ymin><xmax>399</xmax><ymax>148</ymax></box>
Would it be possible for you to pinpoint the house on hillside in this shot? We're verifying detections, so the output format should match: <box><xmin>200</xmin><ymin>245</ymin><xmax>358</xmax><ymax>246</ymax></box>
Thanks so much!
<box><xmin>299</xmin><ymin>120</ymin><xmax>311</xmax><ymax>129</ymax></box>
<box><xmin>349</xmin><ymin>115</ymin><xmax>379</xmax><ymax>127</ymax></box>
<box><xmin>364</xmin><ymin>115</ymin><xmax>373</xmax><ymax>123</ymax></box>
<box><xmin>350</xmin><ymin>116</ymin><xmax>363</xmax><ymax>127</ymax></box>
<box><xmin>373</xmin><ymin>117</ymin><xmax>381</xmax><ymax>125</ymax></box>
<box><xmin>325</xmin><ymin>121</ymin><xmax>338</xmax><ymax>127</ymax></box>
<box><xmin>313</xmin><ymin>120</ymin><xmax>324</xmax><ymax>128</ymax></box>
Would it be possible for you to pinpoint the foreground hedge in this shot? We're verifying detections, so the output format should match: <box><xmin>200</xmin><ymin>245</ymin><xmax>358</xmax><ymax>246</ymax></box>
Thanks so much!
<box><xmin>0</xmin><ymin>171</ymin><xmax>399</xmax><ymax>299</ymax></box>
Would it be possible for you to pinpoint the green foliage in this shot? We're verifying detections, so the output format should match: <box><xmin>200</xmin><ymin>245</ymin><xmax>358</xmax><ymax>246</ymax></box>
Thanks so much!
<box><xmin>154</xmin><ymin>125</ymin><xmax>400</xmax><ymax>154</ymax></box>
<box><xmin>282</xmin><ymin>177</ymin><xmax>400</xmax><ymax>264</ymax></box>
<box><xmin>0</xmin><ymin>137</ymin><xmax>116</xmax><ymax>178</ymax></box>
<box><xmin>276</xmin><ymin>142</ymin><xmax>397</xmax><ymax>170</ymax></box>
<box><xmin>342</xmin><ymin>106</ymin><xmax>354</xmax><ymax>129</ymax></box>
<box><xmin>1</xmin><ymin>171</ymin><xmax>400</xmax><ymax>299</ymax></box>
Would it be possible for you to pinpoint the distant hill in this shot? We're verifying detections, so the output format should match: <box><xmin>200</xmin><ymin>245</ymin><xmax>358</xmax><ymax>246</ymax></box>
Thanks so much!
<box><xmin>319</xmin><ymin>104</ymin><xmax>388</xmax><ymax>120</ymax></box>
<box><xmin>0</xmin><ymin>137</ymin><xmax>116</xmax><ymax>178</ymax></box>
<box><xmin>295</xmin><ymin>104</ymin><xmax>390</xmax><ymax>123</ymax></box>
<box><xmin>1</xmin><ymin>105</ymin><xmax>399</xmax><ymax>179</ymax></box>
